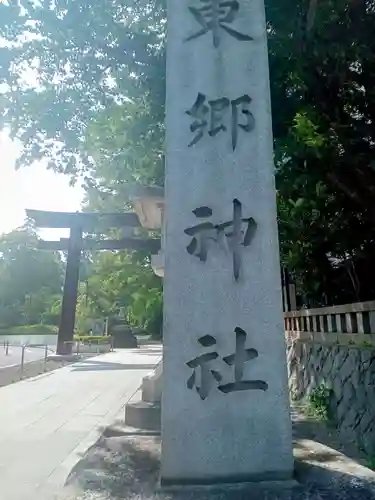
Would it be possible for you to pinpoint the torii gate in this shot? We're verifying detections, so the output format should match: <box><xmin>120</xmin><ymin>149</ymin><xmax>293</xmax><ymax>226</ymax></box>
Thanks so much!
<box><xmin>26</xmin><ymin>209</ymin><xmax>161</xmax><ymax>354</ymax></box>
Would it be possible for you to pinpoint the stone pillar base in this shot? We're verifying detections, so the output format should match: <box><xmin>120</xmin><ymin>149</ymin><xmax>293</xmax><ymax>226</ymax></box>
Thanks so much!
<box><xmin>125</xmin><ymin>401</ymin><xmax>161</xmax><ymax>431</ymax></box>
<box><xmin>125</xmin><ymin>361</ymin><xmax>162</xmax><ymax>431</ymax></box>
<box><xmin>141</xmin><ymin>361</ymin><xmax>162</xmax><ymax>403</ymax></box>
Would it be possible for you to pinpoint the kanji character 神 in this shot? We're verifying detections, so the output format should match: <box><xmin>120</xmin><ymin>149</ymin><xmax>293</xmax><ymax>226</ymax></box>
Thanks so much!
<box><xmin>184</xmin><ymin>199</ymin><xmax>257</xmax><ymax>280</ymax></box>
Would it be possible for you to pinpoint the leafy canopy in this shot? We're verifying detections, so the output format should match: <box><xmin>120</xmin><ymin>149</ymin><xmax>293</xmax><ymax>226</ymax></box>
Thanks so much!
<box><xmin>0</xmin><ymin>0</ymin><xmax>165</xmax><ymax>178</ymax></box>
<box><xmin>2</xmin><ymin>0</ymin><xmax>375</xmax><ymax>305</ymax></box>
<box><xmin>0</xmin><ymin>227</ymin><xmax>63</xmax><ymax>326</ymax></box>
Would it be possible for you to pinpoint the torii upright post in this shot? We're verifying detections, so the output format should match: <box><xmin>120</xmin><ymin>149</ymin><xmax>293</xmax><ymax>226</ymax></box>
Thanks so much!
<box><xmin>57</xmin><ymin>224</ymin><xmax>83</xmax><ymax>355</ymax></box>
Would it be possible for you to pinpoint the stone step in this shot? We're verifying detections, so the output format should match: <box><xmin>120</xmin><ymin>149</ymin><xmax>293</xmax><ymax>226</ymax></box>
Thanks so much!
<box><xmin>125</xmin><ymin>401</ymin><xmax>161</xmax><ymax>431</ymax></box>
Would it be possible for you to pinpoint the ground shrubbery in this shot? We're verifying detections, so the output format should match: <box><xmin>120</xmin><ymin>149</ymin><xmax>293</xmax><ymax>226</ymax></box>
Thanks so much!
<box><xmin>73</xmin><ymin>335</ymin><xmax>113</xmax><ymax>344</ymax></box>
<box><xmin>0</xmin><ymin>324</ymin><xmax>58</xmax><ymax>335</ymax></box>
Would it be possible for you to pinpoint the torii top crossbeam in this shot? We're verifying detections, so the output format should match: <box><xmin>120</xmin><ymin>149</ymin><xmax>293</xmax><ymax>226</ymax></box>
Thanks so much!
<box><xmin>26</xmin><ymin>209</ymin><xmax>141</xmax><ymax>230</ymax></box>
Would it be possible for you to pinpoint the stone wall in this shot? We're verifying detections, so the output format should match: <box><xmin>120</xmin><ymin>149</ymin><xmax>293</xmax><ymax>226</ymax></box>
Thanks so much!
<box><xmin>287</xmin><ymin>340</ymin><xmax>375</xmax><ymax>455</ymax></box>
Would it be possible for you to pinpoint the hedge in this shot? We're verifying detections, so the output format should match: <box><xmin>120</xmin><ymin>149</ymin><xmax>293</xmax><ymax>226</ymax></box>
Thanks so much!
<box><xmin>0</xmin><ymin>324</ymin><xmax>58</xmax><ymax>335</ymax></box>
<box><xmin>74</xmin><ymin>335</ymin><xmax>113</xmax><ymax>344</ymax></box>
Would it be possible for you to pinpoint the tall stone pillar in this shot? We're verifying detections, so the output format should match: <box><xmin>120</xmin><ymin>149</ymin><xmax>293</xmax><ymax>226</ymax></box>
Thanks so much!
<box><xmin>162</xmin><ymin>0</ymin><xmax>293</xmax><ymax>485</ymax></box>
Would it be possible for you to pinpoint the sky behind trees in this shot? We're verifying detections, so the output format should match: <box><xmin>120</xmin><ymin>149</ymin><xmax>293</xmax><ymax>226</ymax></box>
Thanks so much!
<box><xmin>0</xmin><ymin>131</ymin><xmax>83</xmax><ymax>237</ymax></box>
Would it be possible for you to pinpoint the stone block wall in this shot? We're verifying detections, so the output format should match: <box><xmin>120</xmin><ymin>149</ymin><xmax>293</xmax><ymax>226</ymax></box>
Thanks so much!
<box><xmin>287</xmin><ymin>340</ymin><xmax>375</xmax><ymax>455</ymax></box>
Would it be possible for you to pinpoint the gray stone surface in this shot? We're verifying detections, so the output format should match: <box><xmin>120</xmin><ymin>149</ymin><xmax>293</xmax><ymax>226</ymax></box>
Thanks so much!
<box><xmin>142</xmin><ymin>362</ymin><xmax>163</xmax><ymax>403</ymax></box>
<box><xmin>61</xmin><ymin>409</ymin><xmax>375</xmax><ymax>500</ymax></box>
<box><xmin>163</xmin><ymin>0</ymin><xmax>293</xmax><ymax>485</ymax></box>
<box><xmin>125</xmin><ymin>401</ymin><xmax>161</xmax><ymax>431</ymax></box>
<box><xmin>288</xmin><ymin>341</ymin><xmax>375</xmax><ymax>455</ymax></box>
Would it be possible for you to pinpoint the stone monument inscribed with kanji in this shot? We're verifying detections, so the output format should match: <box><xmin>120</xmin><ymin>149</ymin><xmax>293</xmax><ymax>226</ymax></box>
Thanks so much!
<box><xmin>162</xmin><ymin>0</ymin><xmax>293</xmax><ymax>485</ymax></box>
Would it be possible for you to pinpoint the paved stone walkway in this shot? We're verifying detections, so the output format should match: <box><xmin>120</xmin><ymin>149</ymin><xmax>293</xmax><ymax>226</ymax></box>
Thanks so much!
<box><xmin>0</xmin><ymin>345</ymin><xmax>162</xmax><ymax>500</ymax></box>
<box><xmin>2</xmin><ymin>345</ymin><xmax>375</xmax><ymax>500</ymax></box>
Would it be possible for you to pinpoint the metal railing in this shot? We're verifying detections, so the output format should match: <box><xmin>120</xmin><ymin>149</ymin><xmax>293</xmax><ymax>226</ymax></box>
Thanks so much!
<box><xmin>2</xmin><ymin>341</ymin><xmax>52</xmax><ymax>378</ymax></box>
<box><xmin>1</xmin><ymin>337</ymin><xmax>114</xmax><ymax>379</ymax></box>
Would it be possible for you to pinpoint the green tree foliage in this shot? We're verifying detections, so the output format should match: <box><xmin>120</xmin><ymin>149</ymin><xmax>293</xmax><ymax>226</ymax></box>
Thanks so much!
<box><xmin>2</xmin><ymin>0</ymin><xmax>375</xmax><ymax>305</ymax></box>
<box><xmin>0</xmin><ymin>1</ymin><xmax>165</xmax><ymax>331</ymax></box>
<box><xmin>84</xmin><ymin>98</ymin><xmax>164</xmax><ymax>212</ymax></box>
<box><xmin>75</xmin><ymin>251</ymin><xmax>163</xmax><ymax>336</ymax></box>
<box><xmin>267</xmin><ymin>0</ymin><xmax>375</xmax><ymax>303</ymax></box>
<box><xmin>0</xmin><ymin>227</ymin><xmax>63</xmax><ymax>326</ymax></box>
<box><xmin>0</xmin><ymin>0</ymin><xmax>165</xmax><ymax>178</ymax></box>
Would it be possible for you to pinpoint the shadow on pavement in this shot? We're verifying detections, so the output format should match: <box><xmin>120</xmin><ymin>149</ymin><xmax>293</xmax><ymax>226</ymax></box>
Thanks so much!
<box><xmin>133</xmin><ymin>348</ymin><xmax>163</xmax><ymax>356</ymax></box>
<box><xmin>292</xmin><ymin>405</ymin><xmax>368</xmax><ymax>467</ymax></box>
<box><xmin>63</xmin><ymin>419</ymin><xmax>375</xmax><ymax>500</ymax></box>
<box><xmin>71</xmin><ymin>359</ymin><xmax>158</xmax><ymax>372</ymax></box>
